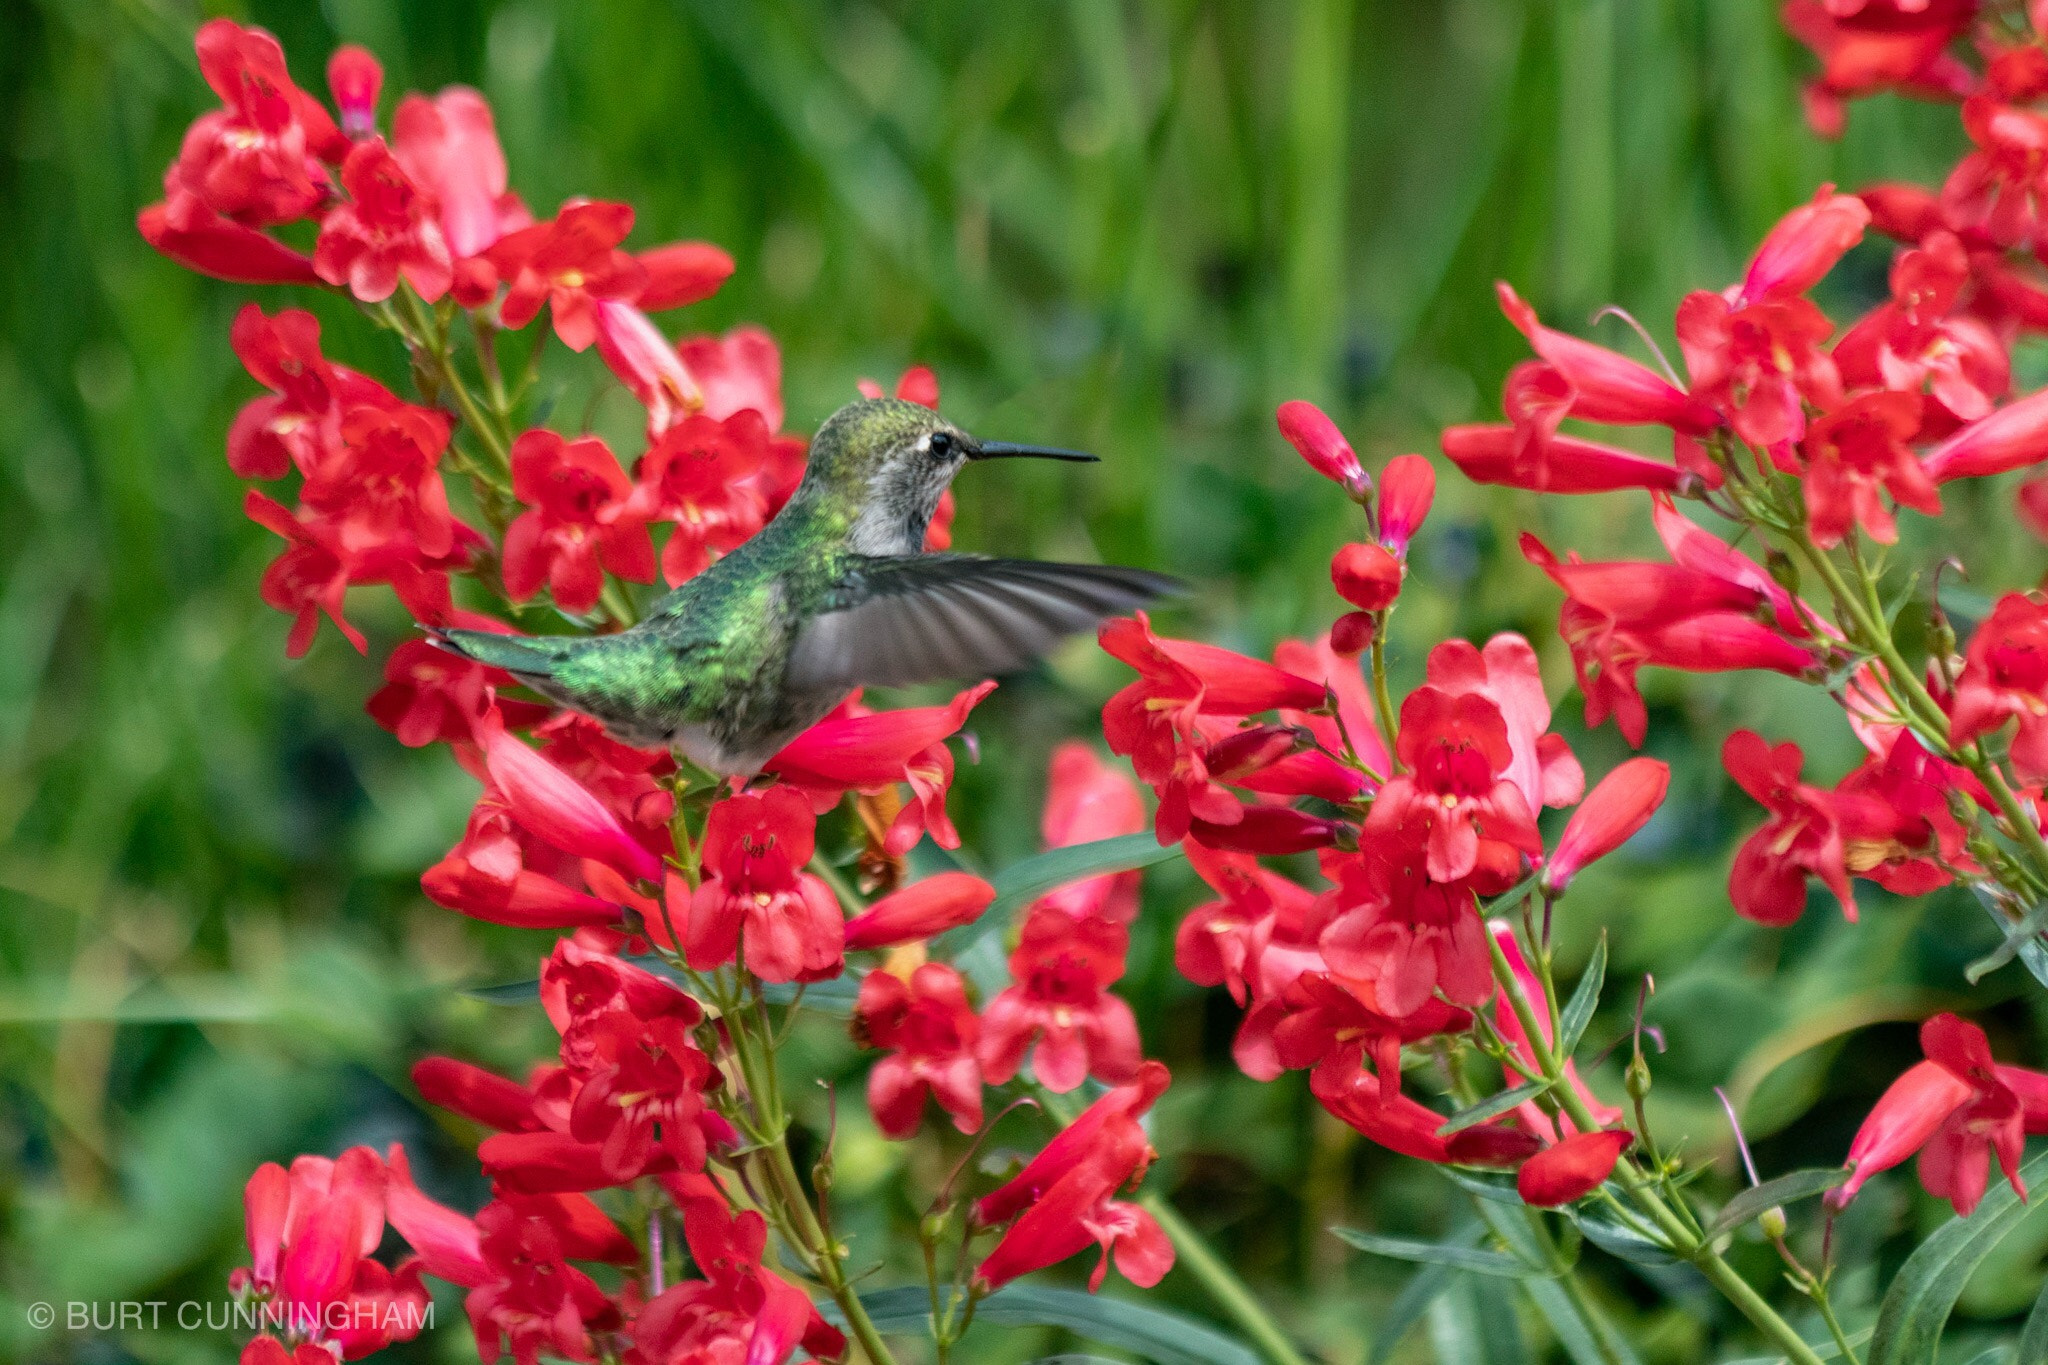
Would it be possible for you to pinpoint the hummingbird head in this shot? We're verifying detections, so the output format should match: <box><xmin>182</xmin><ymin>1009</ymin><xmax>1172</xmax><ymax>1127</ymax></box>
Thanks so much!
<box><xmin>796</xmin><ymin>398</ymin><xmax>1097</xmax><ymax>554</ymax></box>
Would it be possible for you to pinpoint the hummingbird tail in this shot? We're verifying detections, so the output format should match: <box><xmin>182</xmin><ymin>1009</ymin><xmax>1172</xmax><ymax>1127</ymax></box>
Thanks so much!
<box><xmin>428</xmin><ymin>627</ymin><xmax>571</xmax><ymax>680</ymax></box>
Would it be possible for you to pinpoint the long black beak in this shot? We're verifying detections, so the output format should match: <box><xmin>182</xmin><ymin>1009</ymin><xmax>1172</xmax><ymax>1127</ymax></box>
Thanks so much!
<box><xmin>972</xmin><ymin>441</ymin><xmax>1099</xmax><ymax>463</ymax></box>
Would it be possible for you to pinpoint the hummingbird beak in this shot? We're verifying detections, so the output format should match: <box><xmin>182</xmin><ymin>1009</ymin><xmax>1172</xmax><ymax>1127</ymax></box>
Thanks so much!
<box><xmin>971</xmin><ymin>440</ymin><xmax>1099</xmax><ymax>463</ymax></box>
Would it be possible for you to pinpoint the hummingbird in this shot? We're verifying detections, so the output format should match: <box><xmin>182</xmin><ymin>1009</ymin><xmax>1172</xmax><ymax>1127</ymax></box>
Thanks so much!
<box><xmin>433</xmin><ymin>398</ymin><xmax>1180</xmax><ymax>774</ymax></box>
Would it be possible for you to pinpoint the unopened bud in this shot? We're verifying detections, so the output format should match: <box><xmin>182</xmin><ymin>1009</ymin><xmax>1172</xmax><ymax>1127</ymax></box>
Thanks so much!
<box><xmin>1766</xmin><ymin>549</ymin><xmax>1800</xmax><ymax>595</ymax></box>
<box><xmin>1330</xmin><ymin>542</ymin><xmax>1404</xmax><ymax>612</ymax></box>
<box><xmin>1626</xmin><ymin>1054</ymin><xmax>1653</xmax><ymax>1102</ymax></box>
<box><xmin>1759</xmin><ymin>1205</ymin><xmax>1789</xmax><ymax>1240</ymax></box>
<box><xmin>920</xmin><ymin>1212</ymin><xmax>948</xmax><ymax>1244</ymax></box>
<box><xmin>1329</xmin><ymin>610</ymin><xmax>1376</xmax><ymax>656</ymax></box>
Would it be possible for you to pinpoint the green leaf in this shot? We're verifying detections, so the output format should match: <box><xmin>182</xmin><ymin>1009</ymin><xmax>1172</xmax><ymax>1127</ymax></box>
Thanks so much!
<box><xmin>1869</xmin><ymin>1149</ymin><xmax>2048</xmax><ymax>1365</ymax></box>
<box><xmin>1369</xmin><ymin>1228</ymin><xmax>1483</xmax><ymax>1365</ymax></box>
<box><xmin>936</xmin><ymin>833</ymin><xmax>1183</xmax><ymax>958</ymax></box>
<box><xmin>1480</xmin><ymin>873</ymin><xmax>1541</xmax><ymax>919</ymax></box>
<box><xmin>1966</xmin><ymin>887</ymin><xmax>2048</xmax><ymax>990</ymax></box>
<box><xmin>1564</xmin><ymin>1209</ymin><xmax>1678</xmax><ymax>1267</ymax></box>
<box><xmin>1705</xmin><ymin>1167</ymin><xmax>1851</xmax><ymax>1238</ymax></box>
<box><xmin>1558</xmin><ymin>933</ymin><xmax>1607</xmax><ymax>1058</ymax></box>
<box><xmin>1433</xmin><ymin>1166</ymin><xmax>1528</xmax><ymax>1205</ymax></box>
<box><xmin>1331</xmin><ymin>1227</ymin><xmax>1534</xmax><ymax>1278</ymax></box>
<box><xmin>2021</xmin><ymin>1274</ymin><xmax>2048</xmax><ymax>1365</ymax></box>
<box><xmin>972</xmin><ymin>1286</ymin><xmax>1265</xmax><ymax>1365</ymax></box>
<box><xmin>1438</xmin><ymin>1080</ymin><xmax>1552</xmax><ymax>1136</ymax></box>
<box><xmin>1522</xmin><ymin>1277</ymin><xmax>1642</xmax><ymax>1365</ymax></box>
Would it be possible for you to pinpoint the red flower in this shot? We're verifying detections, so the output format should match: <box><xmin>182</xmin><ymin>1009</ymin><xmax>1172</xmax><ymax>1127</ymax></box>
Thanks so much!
<box><xmin>1173</xmin><ymin>841</ymin><xmax>1325</xmax><ymax>1015</ymax></box>
<box><xmin>226</xmin><ymin>305</ymin><xmax>398</xmax><ymax>481</ymax></box>
<box><xmin>973</xmin><ymin>1063</ymin><xmax>1174</xmax><ymax>1293</ymax></box>
<box><xmin>1378</xmin><ymin>453</ymin><xmax>1436</xmax><ymax>554</ymax></box>
<box><xmin>243</xmin><ymin>491</ymin><xmax>364</xmax><ymax>657</ymax></box>
<box><xmin>615</xmin><ymin>411</ymin><xmax>777</xmax><ymax>586</ymax></box>
<box><xmin>137</xmin><ymin>193</ymin><xmax>321</xmax><ymax>284</ymax></box>
<box><xmin>1033</xmin><ymin>741</ymin><xmax>1147</xmax><ymax>923</ymax></box>
<box><xmin>1834</xmin><ymin>231</ymin><xmax>2008</xmax><ymax>427</ymax></box>
<box><xmin>1495</xmin><ymin>281</ymin><xmax>1719</xmax><ymax>431</ymax></box>
<box><xmin>675</xmin><ymin>326</ymin><xmax>788</xmax><ymax>430</ymax></box>
<box><xmin>566</xmin><ymin>1008</ymin><xmax>723</xmax><ymax>1184</ymax></box>
<box><xmin>366</xmin><ymin>637</ymin><xmax>544</xmax><ymax>748</ymax></box>
<box><xmin>1945</xmin><ymin>96</ymin><xmax>2048</xmax><ymax>250</ymax></box>
<box><xmin>1739</xmin><ymin>188</ymin><xmax>1873</xmax><ymax>305</ymax></box>
<box><xmin>1677</xmin><ymin>288</ymin><xmax>1842</xmax><ymax>452</ymax></box>
<box><xmin>1518</xmin><ymin>1130</ymin><xmax>1634</xmax><ymax>1207</ymax></box>
<box><xmin>595</xmin><ymin>301</ymin><xmax>705</xmax><ymax>435</ymax></box>
<box><xmin>1544</xmin><ymin>758</ymin><xmax>1670</xmax><ymax>894</ymax></box>
<box><xmin>1442</xmin><ymin>423</ymin><xmax>1691</xmax><ymax>495</ymax></box>
<box><xmin>842</xmin><ymin>871</ymin><xmax>996</xmax><ymax>951</ymax></box>
<box><xmin>412</xmin><ymin>1057</ymin><xmax>545</xmax><ymax>1134</ymax></box>
<box><xmin>486</xmin><ymin>200</ymin><xmax>648</xmax><ymax>351</ymax></box>
<box><xmin>1254</xmin><ymin>971</ymin><xmax>1471</xmax><ymax>1088</ymax></box>
<box><xmin>765</xmin><ymin>681</ymin><xmax>996</xmax><ymax>854</ymax></box>
<box><xmin>173</xmin><ymin>20</ymin><xmax>338</xmax><ymax>227</ymax></box>
<box><xmin>1366</xmin><ymin>687</ymin><xmax>1542</xmax><ymax>884</ymax></box>
<box><xmin>1950</xmin><ymin>592</ymin><xmax>2048</xmax><ymax>781</ymax></box>
<box><xmin>314</xmin><ymin>138</ymin><xmax>454</xmax><ymax>303</ymax></box>
<box><xmin>683</xmin><ymin>787</ymin><xmax>844</xmax><ymax>982</ymax></box>
<box><xmin>1835</xmin><ymin>734</ymin><xmax>1977</xmax><ymax>894</ymax></box>
<box><xmin>1276</xmin><ymin>400</ymin><xmax>1369</xmax><ymax>497</ymax></box>
<box><xmin>854</xmin><ymin>963</ymin><xmax>984</xmax><ymax>1137</ymax></box>
<box><xmin>1330</xmin><ymin>542</ymin><xmax>1403</xmax><ymax>611</ymax></box>
<box><xmin>631</xmin><ymin>1201</ymin><xmax>845</xmax><ymax>1365</ymax></box>
<box><xmin>422</xmin><ymin>791</ymin><xmax>626</xmax><ymax>930</ymax></box>
<box><xmin>326</xmin><ymin>45</ymin><xmax>382</xmax><ymax>141</ymax></box>
<box><xmin>1781</xmin><ymin>0</ymin><xmax>1975</xmax><ymax>138</ymax></box>
<box><xmin>979</xmin><ymin>906</ymin><xmax>1142</xmax><ymax>1092</ymax></box>
<box><xmin>1797</xmin><ymin>391</ymin><xmax>1939</xmax><ymax>547</ymax></box>
<box><xmin>480</xmin><ymin>710</ymin><xmax>666</xmax><ymax>883</ymax></box>
<box><xmin>391</xmin><ymin>87</ymin><xmax>532</xmax><ymax>272</ymax></box>
<box><xmin>1725</xmin><ymin>730</ymin><xmax>1857</xmax><ymax>926</ymax></box>
<box><xmin>1318</xmin><ymin>846</ymin><xmax>1496</xmax><ymax>1018</ymax></box>
<box><xmin>301</xmin><ymin>404</ymin><xmax>468</xmax><ymax>564</ymax></box>
<box><xmin>1423</xmin><ymin>633</ymin><xmax>1582</xmax><ymax>818</ymax></box>
<box><xmin>634</xmin><ymin>241</ymin><xmax>736</xmax><ymax>310</ymax></box>
<box><xmin>502</xmin><ymin>431</ymin><xmax>655</xmax><ymax>614</ymax></box>
<box><xmin>1833</xmin><ymin>1014</ymin><xmax>2027</xmax><ymax>1216</ymax></box>
<box><xmin>1310</xmin><ymin>1061</ymin><xmax>1463</xmax><ymax>1163</ymax></box>
<box><xmin>1925</xmin><ymin>386</ymin><xmax>2048</xmax><ymax>482</ymax></box>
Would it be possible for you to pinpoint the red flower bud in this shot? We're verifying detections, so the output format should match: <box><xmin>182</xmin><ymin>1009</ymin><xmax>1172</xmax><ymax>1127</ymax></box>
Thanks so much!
<box><xmin>842</xmin><ymin>872</ymin><xmax>997</xmax><ymax>951</ymax></box>
<box><xmin>1277</xmin><ymin>400</ymin><xmax>1368</xmax><ymax>497</ymax></box>
<box><xmin>479</xmin><ymin>713</ymin><xmax>663</xmax><ymax>882</ymax></box>
<box><xmin>1329</xmin><ymin>611</ymin><xmax>1376</xmax><ymax>656</ymax></box>
<box><xmin>1544</xmin><ymin>758</ymin><xmax>1670</xmax><ymax>893</ymax></box>
<box><xmin>1331</xmin><ymin>542</ymin><xmax>1404</xmax><ymax>611</ymax></box>
<box><xmin>1517</xmin><ymin>1129</ymin><xmax>1634</xmax><ymax>1207</ymax></box>
<box><xmin>1378</xmin><ymin>454</ymin><xmax>1435</xmax><ymax>553</ymax></box>
<box><xmin>326</xmin><ymin>46</ymin><xmax>383</xmax><ymax>140</ymax></box>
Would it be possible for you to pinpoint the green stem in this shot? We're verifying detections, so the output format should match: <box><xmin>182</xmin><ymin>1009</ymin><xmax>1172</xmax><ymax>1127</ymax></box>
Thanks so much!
<box><xmin>1138</xmin><ymin>1194</ymin><xmax>1311</xmax><ymax>1365</ymax></box>
<box><xmin>1368</xmin><ymin>616</ymin><xmax>1400</xmax><ymax>760</ymax></box>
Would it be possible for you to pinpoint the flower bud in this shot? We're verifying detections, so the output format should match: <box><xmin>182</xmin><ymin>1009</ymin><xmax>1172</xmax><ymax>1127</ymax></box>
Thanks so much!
<box><xmin>1517</xmin><ymin>1129</ymin><xmax>1633</xmax><ymax>1207</ymax></box>
<box><xmin>1205</xmin><ymin>724</ymin><xmax>1312</xmax><ymax>783</ymax></box>
<box><xmin>1758</xmin><ymin>1205</ymin><xmax>1789</xmax><ymax>1240</ymax></box>
<box><xmin>1329</xmin><ymin>611</ymin><xmax>1376</xmax><ymax>656</ymax></box>
<box><xmin>1377</xmin><ymin>454</ymin><xmax>1436</xmax><ymax>554</ymax></box>
<box><xmin>842</xmin><ymin>871</ymin><xmax>996</xmax><ymax>951</ymax></box>
<box><xmin>1543</xmin><ymin>758</ymin><xmax>1670</xmax><ymax>894</ymax></box>
<box><xmin>1277</xmin><ymin>400</ymin><xmax>1369</xmax><ymax>499</ymax></box>
<box><xmin>1330</xmin><ymin>542</ymin><xmax>1403</xmax><ymax>612</ymax></box>
<box><xmin>1626</xmin><ymin>1053</ymin><xmax>1653</xmax><ymax>1102</ymax></box>
<box><xmin>327</xmin><ymin>46</ymin><xmax>383</xmax><ymax>140</ymax></box>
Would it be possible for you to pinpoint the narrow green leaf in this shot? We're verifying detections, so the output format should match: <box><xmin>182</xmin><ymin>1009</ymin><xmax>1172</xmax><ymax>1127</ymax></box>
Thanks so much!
<box><xmin>1433</xmin><ymin>1166</ymin><xmax>1527</xmax><ymax>1205</ymax></box>
<box><xmin>1522</xmin><ymin>1277</ymin><xmax>1642</xmax><ymax>1365</ymax></box>
<box><xmin>1470</xmin><ymin>1275</ymin><xmax>1532</xmax><ymax>1365</ymax></box>
<box><xmin>1331</xmin><ymin>1227</ymin><xmax>1534</xmax><ymax>1278</ymax></box>
<box><xmin>1369</xmin><ymin>1227</ymin><xmax>1483</xmax><ymax>1365</ymax></box>
<box><xmin>1438</xmin><ymin>1080</ymin><xmax>1552</xmax><ymax>1136</ymax></box>
<box><xmin>971</xmin><ymin>1285</ymin><xmax>1264</xmax><ymax>1365</ymax></box>
<box><xmin>1481</xmin><ymin>872</ymin><xmax>1541</xmax><ymax>920</ymax></box>
<box><xmin>1564</xmin><ymin>1209</ymin><xmax>1678</xmax><ymax>1267</ymax></box>
<box><xmin>1705</xmin><ymin>1167</ymin><xmax>1850</xmax><ymax>1238</ymax></box>
<box><xmin>936</xmin><ymin>832</ymin><xmax>1182</xmax><ymax>958</ymax></box>
<box><xmin>2021</xmin><ymin>1274</ymin><xmax>2048</xmax><ymax>1365</ymax></box>
<box><xmin>1969</xmin><ymin>887</ymin><xmax>2048</xmax><ymax>992</ymax></box>
<box><xmin>465</xmin><ymin>957</ymin><xmax>862</xmax><ymax>1017</ymax></box>
<box><xmin>1557</xmin><ymin>933</ymin><xmax>1607</xmax><ymax>1058</ymax></box>
<box><xmin>1869</xmin><ymin>1149</ymin><xmax>2048</xmax><ymax>1365</ymax></box>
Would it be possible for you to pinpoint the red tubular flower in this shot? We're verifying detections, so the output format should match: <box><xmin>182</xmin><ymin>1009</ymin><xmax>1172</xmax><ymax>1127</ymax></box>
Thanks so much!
<box><xmin>1518</xmin><ymin>1130</ymin><xmax>1634</xmax><ymax>1207</ymax></box>
<box><xmin>1544</xmin><ymin>758</ymin><xmax>1670</xmax><ymax>893</ymax></box>
<box><xmin>1925</xmin><ymin>387</ymin><xmax>2048</xmax><ymax>482</ymax></box>
<box><xmin>243</xmin><ymin>491</ymin><xmax>363</xmax><ymax>657</ymax></box>
<box><xmin>567</xmin><ymin>1009</ymin><xmax>723</xmax><ymax>1184</ymax></box>
<box><xmin>479</xmin><ymin>710</ymin><xmax>665</xmax><ymax>883</ymax></box>
<box><xmin>422</xmin><ymin>792</ymin><xmax>627</xmax><ymax>930</ymax></box>
<box><xmin>1424</xmin><ymin>633</ymin><xmax>1581</xmax><ymax>817</ymax></box>
<box><xmin>1309</xmin><ymin>1062</ymin><xmax>1459</xmax><ymax>1163</ymax></box>
<box><xmin>1725</xmin><ymin>730</ymin><xmax>1857</xmax><ymax>926</ymax></box>
<box><xmin>391</xmin><ymin>87</ymin><xmax>532</xmax><ymax>281</ymax></box>
<box><xmin>174</xmin><ymin>19</ymin><xmax>338</xmax><ymax>226</ymax></box>
<box><xmin>1798</xmin><ymin>391</ymin><xmax>1939</xmax><ymax>547</ymax></box>
<box><xmin>854</xmin><ymin>963</ymin><xmax>984</xmax><ymax>1137</ymax></box>
<box><xmin>1781</xmin><ymin>1</ymin><xmax>1975</xmax><ymax>138</ymax></box>
<box><xmin>1365</xmin><ymin>687</ymin><xmax>1542</xmax><ymax>884</ymax></box>
<box><xmin>367</xmin><ymin>636</ymin><xmax>547</xmax><ymax>748</ymax></box>
<box><xmin>675</xmin><ymin>325</ymin><xmax>788</xmax><ymax>430</ymax></box>
<box><xmin>973</xmin><ymin>1063</ymin><xmax>1174</xmax><ymax>1293</ymax></box>
<box><xmin>412</xmin><ymin>1057</ymin><xmax>544</xmax><ymax>1134</ymax></box>
<box><xmin>486</xmin><ymin>200</ymin><xmax>648</xmax><ymax>351</ymax></box>
<box><xmin>226</xmin><ymin>304</ymin><xmax>397</xmax><ymax>481</ymax></box>
<box><xmin>634</xmin><ymin>241</ymin><xmax>736</xmax><ymax>310</ymax></box>
<box><xmin>326</xmin><ymin>45</ymin><xmax>382</xmax><ymax>140</ymax></box>
<box><xmin>1834</xmin><ymin>1014</ymin><xmax>2026</xmax><ymax>1216</ymax></box>
<box><xmin>1276</xmin><ymin>400</ymin><xmax>1369</xmax><ymax>496</ymax></box>
<box><xmin>1834</xmin><ymin>231</ymin><xmax>2007</xmax><ymax>429</ymax></box>
<box><xmin>425</xmin><ymin>1192</ymin><xmax>623</xmax><ymax>1365</ymax></box>
<box><xmin>1034</xmin><ymin>741</ymin><xmax>1147</xmax><ymax>923</ymax></box>
<box><xmin>1835</xmin><ymin>734</ymin><xmax>1977</xmax><ymax>894</ymax></box>
<box><xmin>1276</xmin><ymin>632</ymin><xmax>1391</xmax><ymax>778</ymax></box>
<box><xmin>1441</xmin><ymin>424</ymin><xmax>1688</xmax><ymax>494</ymax></box>
<box><xmin>842</xmin><ymin>871</ymin><xmax>995</xmax><ymax>951</ymax></box>
<box><xmin>979</xmin><ymin>906</ymin><xmax>1141</xmax><ymax>1092</ymax></box>
<box><xmin>1188</xmin><ymin>805</ymin><xmax>1347</xmax><ymax>854</ymax></box>
<box><xmin>302</xmin><ymin>404</ymin><xmax>466</xmax><ymax>563</ymax></box>
<box><xmin>1174</xmin><ymin>841</ymin><xmax>1324</xmax><ymax>1014</ymax></box>
<box><xmin>683</xmin><ymin>787</ymin><xmax>843</xmax><ymax>981</ymax></box>
<box><xmin>615</xmin><ymin>411</ymin><xmax>776</xmax><ymax>585</ymax></box>
<box><xmin>765</xmin><ymin>680</ymin><xmax>996</xmax><ymax>854</ymax></box>
<box><xmin>594</xmin><ymin>301</ymin><xmax>704</xmax><ymax>435</ymax></box>
<box><xmin>502</xmin><ymin>430</ymin><xmax>655</xmax><ymax>614</ymax></box>
<box><xmin>632</xmin><ymin>1202</ymin><xmax>844</xmax><ymax>1365</ymax></box>
<box><xmin>1378</xmin><ymin>453</ymin><xmax>1436</xmax><ymax>554</ymax></box>
<box><xmin>1495</xmin><ymin>282</ymin><xmax>1718</xmax><ymax>431</ymax></box>
<box><xmin>1946</xmin><ymin>96</ymin><xmax>2048</xmax><ymax>250</ymax></box>
<box><xmin>1331</xmin><ymin>542</ymin><xmax>1404</xmax><ymax>611</ymax></box>
<box><xmin>314</xmin><ymin>137</ymin><xmax>454</xmax><ymax>303</ymax></box>
<box><xmin>1256</xmin><ymin>972</ymin><xmax>1470</xmax><ymax>1087</ymax></box>
<box><xmin>1739</xmin><ymin>188</ymin><xmax>1872</xmax><ymax>305</ymax></box>
<box><xmin>137</xmin><ymin>195</ymin><xmax>322</xmax><ymax>284</ymax></box>
<box><xmin>1318</xmin><ymin>849</ymin><xmax>1496</xmax><ymax>1018</ymax></box>
<box><xmin>1950</xmin><ymin>592</ymin><xmax>2048</xmax><ymax>781</ymax></box>
<box><xmin>1677</xmin><ymin>288</ymin><xmax>1842</xmax><ymax>451</ymax></box>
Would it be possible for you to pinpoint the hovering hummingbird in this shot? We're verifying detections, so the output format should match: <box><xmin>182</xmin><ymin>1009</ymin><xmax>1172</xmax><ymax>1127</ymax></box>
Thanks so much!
<box><xmin>434</xmin><ymin>398</ymin><xmax>1180</xmax><ymax>774</ymax></box>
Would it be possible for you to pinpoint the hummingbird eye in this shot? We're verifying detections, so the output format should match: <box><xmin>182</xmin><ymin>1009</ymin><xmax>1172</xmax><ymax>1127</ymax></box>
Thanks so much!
<box><xmin>927</xmin><ymin>432</ymin><xmax>954</xmax><ymax>460</ymax></box>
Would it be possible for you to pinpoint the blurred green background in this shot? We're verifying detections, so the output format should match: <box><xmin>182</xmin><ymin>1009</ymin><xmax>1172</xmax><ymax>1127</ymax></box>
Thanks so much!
<box><xmin>6</xmin><ymin>0</ymin><xmax>2048</xmax><ymax>1361</ymax></box>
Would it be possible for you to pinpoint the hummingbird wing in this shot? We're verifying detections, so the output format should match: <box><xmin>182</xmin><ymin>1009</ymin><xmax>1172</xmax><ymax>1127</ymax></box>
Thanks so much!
<box><xmin>786</xmin><ymin>554</ymin><xmax>1181</xmax><ymax>692</ymax></box>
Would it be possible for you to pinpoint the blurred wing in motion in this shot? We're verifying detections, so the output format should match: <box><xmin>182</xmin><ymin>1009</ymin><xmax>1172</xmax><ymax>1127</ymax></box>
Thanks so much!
<box><xmin>788</xmin><ymin>554</ymin><xmax>1181</xmax><ymax>691</ymax></box>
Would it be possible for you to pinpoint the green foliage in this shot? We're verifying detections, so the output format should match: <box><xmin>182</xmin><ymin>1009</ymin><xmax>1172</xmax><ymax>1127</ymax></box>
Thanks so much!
<box><xmin>5</xmin><ymin>1</ymin><xmax>2048</xmax><ymax>1363</ymax></box>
